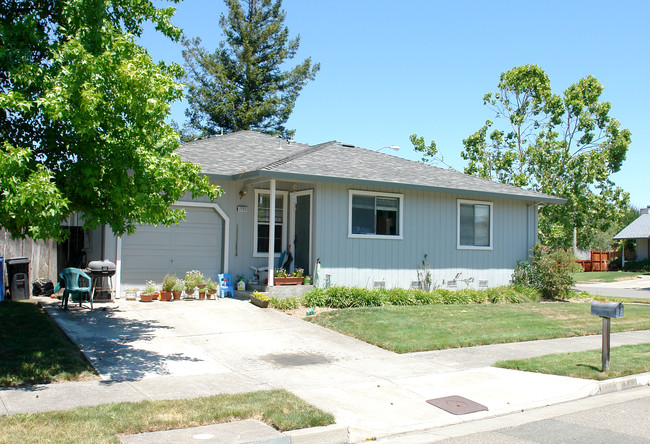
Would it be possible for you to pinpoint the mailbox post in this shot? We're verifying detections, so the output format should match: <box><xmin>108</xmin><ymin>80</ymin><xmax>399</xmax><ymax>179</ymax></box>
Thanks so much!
<box><xmin>590</xmin><ymin>301</ymin><xmax>624</xmax><ymax>372</ymax></box>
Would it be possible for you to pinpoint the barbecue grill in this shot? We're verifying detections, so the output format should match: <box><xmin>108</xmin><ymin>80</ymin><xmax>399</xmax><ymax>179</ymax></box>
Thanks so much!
<box><xmin>87</xmin><ymin>260</ymin><xmax>116</xmax><ymax>301</ymax></box>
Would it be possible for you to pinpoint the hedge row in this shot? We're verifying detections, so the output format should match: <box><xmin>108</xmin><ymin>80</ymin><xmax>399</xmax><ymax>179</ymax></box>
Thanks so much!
<box><xmin>269</xmin><ymin>285</ymin><xmax>541</xmax><ymax>310</ymax></box>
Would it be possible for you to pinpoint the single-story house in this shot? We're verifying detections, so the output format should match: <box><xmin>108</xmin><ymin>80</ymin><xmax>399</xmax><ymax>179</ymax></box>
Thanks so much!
<box><xmin>92</xmin><ymin>130</ymin><xmax>564</xmax><ymax>296</ymax></box>
<box><xmin>614</xmin><ymin>206</ymin><xmax>650</xmax><ymax>267</ymax></box>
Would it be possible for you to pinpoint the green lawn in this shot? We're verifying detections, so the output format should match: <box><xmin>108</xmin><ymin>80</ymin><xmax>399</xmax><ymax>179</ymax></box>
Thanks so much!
<box><xmin>571</xmin><ymin>271</ymin><xmax>647</xmax><ymax>283</ymax></box>
<box><xmin>309</xmin><ymin>302</ymin><xmax>650</xmax><ymax>353</ymax></box>
<box><xmin>495</xmin><ymin>343</ymin><xmax>650</xmax><ymax>380</ymax></box>
<box><xmin>0</xmin><ymin>301</ymin><xmax>98</xmax><ymax>386</ymax></box>
<box><xmin>0</xmin><ymin>390</ymin><xmax>335</xmax><ymax>443</ymax></box>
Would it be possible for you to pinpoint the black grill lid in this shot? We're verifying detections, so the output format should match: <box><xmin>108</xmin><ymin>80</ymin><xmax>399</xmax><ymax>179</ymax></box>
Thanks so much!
<box><xmin>87</xmin><ymin>260</ymin><xmax>116</xmax><ymax>276</ymax></box>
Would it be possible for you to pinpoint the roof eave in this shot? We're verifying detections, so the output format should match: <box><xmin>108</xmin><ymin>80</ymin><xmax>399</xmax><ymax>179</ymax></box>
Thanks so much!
<box><xmin>232</xmin><ymin>170</ymin><xmax>566</xmax><ymax>204</ymax></box>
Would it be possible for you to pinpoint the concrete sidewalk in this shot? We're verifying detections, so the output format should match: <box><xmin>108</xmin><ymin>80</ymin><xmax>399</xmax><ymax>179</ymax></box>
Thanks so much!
<box><xmin>1</xmin><ymin>297</ymin><xmax>649</xmax><ymax>443</ymax></box>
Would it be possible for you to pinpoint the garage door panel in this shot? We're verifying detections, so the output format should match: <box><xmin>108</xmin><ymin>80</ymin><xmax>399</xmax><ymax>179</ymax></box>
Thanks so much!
<box><xmin>121</xmin><ymin>207</ymin><xmax>223</xmax><ymax>290</ymax></box>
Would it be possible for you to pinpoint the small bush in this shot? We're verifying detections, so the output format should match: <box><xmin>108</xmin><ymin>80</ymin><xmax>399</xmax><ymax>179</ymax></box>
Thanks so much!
<box><xmin>301</xmin><ymin>284</ymin><xmax>535</xmax><ymax>309</ymax></box>
<box><xmin>270</xmin><ymin>297</ymin><xmax>302</xmax><ymax>310</ymax></box>
<box><xmin>623</xmin><ymin>259</ymin><xmax>650</xmax><ymax>272</ymax></box>
<box><xmin>512</xmin><ymin>244</ymin><xmax>581</xmax><ymax>299</ymax></box>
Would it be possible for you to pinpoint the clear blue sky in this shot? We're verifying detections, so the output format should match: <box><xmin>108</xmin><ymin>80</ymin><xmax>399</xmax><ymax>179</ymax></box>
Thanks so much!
<box><xmin>139</xmin><ymin>0</ymin><xmax>649</xmax><ymax>209</ymax></box>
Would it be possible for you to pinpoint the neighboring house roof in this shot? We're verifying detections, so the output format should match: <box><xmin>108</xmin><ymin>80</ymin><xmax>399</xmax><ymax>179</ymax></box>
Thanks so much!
<box><xmin>614</xmin><ymin>212</ymin><xmax>650</xmax><ymax>239</ymax></box>
<box><xmin>177</xmin><ymin>130</ymin><xmax>565</xmax><ymax>204</ymax></box>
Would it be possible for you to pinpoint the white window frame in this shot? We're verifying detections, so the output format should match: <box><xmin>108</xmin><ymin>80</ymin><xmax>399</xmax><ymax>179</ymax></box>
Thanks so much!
<box><xmin>457</xmin><ymin>199</ymin><xmax>493</xmax><ymax>250</ymax></box>
<box><xmin>253</xmin><ymin>189</ymin><xmax>288</xmax><ymax>258</ymax></box>
<box><xmin>348</xmin><ymin>190</ymin><xmax>404</xmax><ymax>240</ymax></box>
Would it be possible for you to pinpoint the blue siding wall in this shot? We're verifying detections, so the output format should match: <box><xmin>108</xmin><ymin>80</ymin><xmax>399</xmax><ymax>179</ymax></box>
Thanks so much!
<box><xmin>313</xmin><ymin>182</ymin><xmax>537</xmax><ymax>288</ymax></box>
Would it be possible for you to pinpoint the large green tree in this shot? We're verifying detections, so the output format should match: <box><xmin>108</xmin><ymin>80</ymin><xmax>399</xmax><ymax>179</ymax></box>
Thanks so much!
<box><xmin>1</xmin><ymin>0</ymin><xmax>220</xmax><ymax>240</ymax></box>
<box><xmin>459</xmin><ymin>65</ymin><xmax>631</xmax><ymax>250</ymax></box>
<box><xmin>180</xmin><ymin>0</ymin><xmax>320</xmax><ymax>140</ymax></box>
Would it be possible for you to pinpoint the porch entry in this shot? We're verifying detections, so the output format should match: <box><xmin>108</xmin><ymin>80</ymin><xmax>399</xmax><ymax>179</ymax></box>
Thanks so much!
<box><xmin>289</xmin><ymin>190</ymin><xmax>312</xmax><ymax>276</ymax></box>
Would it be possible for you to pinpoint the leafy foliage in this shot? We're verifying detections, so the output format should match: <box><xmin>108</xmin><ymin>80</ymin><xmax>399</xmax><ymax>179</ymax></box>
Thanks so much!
<box><xmin>622</xmin><ymin>259</ymin><xmax>650</xmax><ymax>273</ymax></box>
<box><xmin>302</xmin><ymin>285</ymin><xmax>539</xmax><ymax>309</ymax></box>
<box><xmin>413</xmin><ymin>65</ymin><xmax>631</xmax><ymax>250</ymax></box>
<box><xmin>0</xmin><ymin>0</ymin><xmax>221</xmax><ymax>240</ymax></box>
<box><xmin>180</xmin><ymin>0</ymin><xmax>320</xmax><ymax>140</ymax></box>
<box><xmin>513</xmin><ymin>243</ymin><xmax>581</xmax><ymax>298</ymax></box>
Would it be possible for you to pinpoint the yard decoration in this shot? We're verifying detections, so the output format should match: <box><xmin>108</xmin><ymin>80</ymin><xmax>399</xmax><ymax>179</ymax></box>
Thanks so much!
<box><xmin>250</xmin><ymin>291</ymin><xmax>270</xmax><ymax>308</ymax></box>
<box><xmin>140</xmin><ymin>282</ymin><xmax>158</xmax><ymax>302</ymax></box>
<box><xmin>273</xmin><ymin>268</ymin><xmax>303</xmax><ymax>286</ymax></box>
<box><xmin>172</xmin><ymin>281</ymin><xmax>184</xmax><ymax>300</ymax></box>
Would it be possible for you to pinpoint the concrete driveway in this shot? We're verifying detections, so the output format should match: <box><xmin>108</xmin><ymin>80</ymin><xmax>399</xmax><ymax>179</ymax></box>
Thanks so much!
<box><xmin>38</xmin><ymin>296</ymin><xmax>648</xmax><ymax>442</ymax></box>
<box><xmin>573</xmin><ymin>274</ymin><xmax>650</xmax><ymax>299</ymax></box>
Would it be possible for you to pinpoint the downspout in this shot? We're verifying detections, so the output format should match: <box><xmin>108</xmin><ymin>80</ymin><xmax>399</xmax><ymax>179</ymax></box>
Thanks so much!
<box><xmin>268</xmin><ymin>179</ymin><xmax>276</xmax><ymax>286</ymax></box>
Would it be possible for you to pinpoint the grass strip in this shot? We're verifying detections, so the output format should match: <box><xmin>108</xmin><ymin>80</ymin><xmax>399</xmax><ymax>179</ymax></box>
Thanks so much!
<box><xmin>494</xmin><ymin>343</ymin><xmax>650</xmax><ymax>380</ymax></box>
<box><xmin>571</xmin><ymin>271</ymin><xmax>647</xmax><ymax>283</ymax></box>
<box><xmin>0</xmin><ymin>389</ymin><xmax>335</xmax><ymax>443</ymax></box>
<box><xmin>309</xmin><ymin>303</ymin><xmax>650</xmax><ymax>353</ymax></box>
<box><xmin>0</xmin><ymin>301</ymin><xmax>98</xmax><ymax>386</ymax></box>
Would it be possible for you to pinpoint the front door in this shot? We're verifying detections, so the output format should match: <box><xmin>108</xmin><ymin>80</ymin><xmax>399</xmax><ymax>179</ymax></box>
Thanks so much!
<box><xmin>290</xmin><ymin>190</ymin><xmax>312</xmax><ymax>275</ymax></box>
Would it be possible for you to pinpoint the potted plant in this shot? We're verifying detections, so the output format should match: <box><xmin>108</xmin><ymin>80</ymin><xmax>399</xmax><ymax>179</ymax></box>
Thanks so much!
<box><xmin>171</xmin><ymin>281</ymin><xmax>184</xmax><ymax>300</ymax></box>
<box><xmin>274</xmin><ymin>268</ymin><xmax>303</xmax><ymax>286</ymax></box>
<box><xmin>249</xmin><ymin>290</ymin><xmax>270</xmax><ymax>308</ymax></box>
<box><xmin>186</xmin><ymin>270</ymin><xmax>206</xmax><ymax>289</ymax></box>
<box><xmin>140</xmin><ymin>282</ymin><xmax>158</xmax><ymax>302</ymax></box>
<box><xmin>184</xmin><ymin>278</ymin><xmax>196</xmax><ymax>296</ymax></box>
<box><xmin>160</xmin><ymin>274</ymin><xmax>177</xmax><ymax>301</ymax></box>
<box><xmin>206</xmin><ymin>279</ymin><xmax>218</xmax><ymax>298</ymax></box>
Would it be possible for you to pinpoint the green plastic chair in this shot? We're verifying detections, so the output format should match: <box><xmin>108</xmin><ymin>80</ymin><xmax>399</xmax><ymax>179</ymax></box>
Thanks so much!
<box><xmin>55</xmin><ymin>267</ymin><xmax>93</xmax><ymax>310</ymax></box>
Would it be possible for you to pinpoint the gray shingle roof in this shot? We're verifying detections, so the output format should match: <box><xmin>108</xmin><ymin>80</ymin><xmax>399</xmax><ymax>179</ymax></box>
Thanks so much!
<box><xmin>177</xmin><ymin>130</ymin><xmax>565</xmax><ymax>204</ymax></box>
<box><xmin>614</xmin><ymin>213</ymin><xmax>650</xmax><ymax>239</ymax></box>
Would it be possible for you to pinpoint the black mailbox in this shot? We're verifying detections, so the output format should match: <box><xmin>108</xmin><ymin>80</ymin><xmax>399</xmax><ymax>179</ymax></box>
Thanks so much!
<box><xmin>590</xmin><ymin>301</ymin><xmax>624</xmax><ymax>318</ymax></box>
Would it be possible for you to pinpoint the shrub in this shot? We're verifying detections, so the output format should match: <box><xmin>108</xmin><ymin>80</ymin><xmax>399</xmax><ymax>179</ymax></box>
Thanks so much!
<box><xmin>301</xmin><ymin>285</ymin><xmax>535</xmax><ymax>309</ymax></box>
<box><xmin>622</xmin><ymin>259</ymin><xmax>650</xmax><ymax>272</ymax></box>
<box><xmin>530</xmin><ymin>244</ymin><xmax>581</xmax><ymax>299</ymax></box>
<box><xmin>512</xmin><ymin>260</ymin><xmax>542</xmax><ymax>288</ymax></box>
<box><xmin>270</xmin><ymin>297</ymin><xmax>302</xmax><ymax>310</ymax></box>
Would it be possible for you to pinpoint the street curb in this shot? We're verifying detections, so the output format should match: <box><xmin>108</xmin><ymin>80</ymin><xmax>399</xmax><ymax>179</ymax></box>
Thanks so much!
<box><xmin>284</xmin><ymin>424</ymin><xmax>349</xmax><ymax>444</ymax></box>
<box><xmin>597</xmin><ymin>371</ymin><xmax>650</xmax><ymax>394</ymax></box>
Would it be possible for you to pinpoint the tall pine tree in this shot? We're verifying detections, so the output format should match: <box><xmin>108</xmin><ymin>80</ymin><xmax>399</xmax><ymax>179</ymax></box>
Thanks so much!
<box><xmin>181</xmin><ymin>0</ymin><xmax>319</xmax><ymax>140</ymax></box>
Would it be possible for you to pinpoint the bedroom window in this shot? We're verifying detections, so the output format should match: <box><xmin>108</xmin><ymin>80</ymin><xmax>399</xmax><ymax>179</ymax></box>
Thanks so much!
<box><xmin>457</xmin><ymin>200</ymin><xmax>493</xmax><ymax>249</ymax></box>
<box><xmin>254</xmin><ymin>190</ymin><xmax>287</xmax><ymax>256</ymax></box>
<box><xmin>349</xmin><ymin>190</ymin><xmax>403</xmax><ymax>239</ymax></box>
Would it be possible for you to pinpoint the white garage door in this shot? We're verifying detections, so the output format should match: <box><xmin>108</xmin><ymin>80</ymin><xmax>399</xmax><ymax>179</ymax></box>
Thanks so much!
<box><xmin>121</xmin><ymin>206</ymin><xmax>223</xmax><ymax>289</ymax></box>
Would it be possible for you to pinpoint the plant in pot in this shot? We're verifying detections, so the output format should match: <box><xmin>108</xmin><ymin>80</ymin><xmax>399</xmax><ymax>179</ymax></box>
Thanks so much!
<box><xmin>274</xmin><ymin>268</ymin><xmax>303</xmax><ymax>286</ymax></box>
<box><xmin>171</xmin><ymin>281</ymin><xmax>184</xmax><ymax>300</ymax></box>
<box><xmin>184</xmin><ymin>273</ymin><xmax>197</xmax><ymax>296</ymax></box>
<box><xmin>187</xmin><ymin>270</ymin><xmax>206</xmax><ymax>289</ymax></box>
<box><xmin>140</xmin><ymin>282</ymin><xmax>158</xmax><ymax>302</ymax></box>
<box><xmin>160</xmin><ymin>274</ymin><xmax>177</xmax><ymax>301</ymax></box>
<box><xmin>206</xmin><ymin>279</ymin><xmax>218</xmax><ymax>298</ymax></box>
<box><xmin>249</xmin><ymin>290</ymin><xmax>270</xmax><ymax>308</ymax></box>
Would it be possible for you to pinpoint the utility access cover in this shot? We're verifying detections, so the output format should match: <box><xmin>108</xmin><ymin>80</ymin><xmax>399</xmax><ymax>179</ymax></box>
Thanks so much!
<box><xmin>426</xmin><ymin>395</ymin><xmax>488</xmax><ymax>415</ymax></box>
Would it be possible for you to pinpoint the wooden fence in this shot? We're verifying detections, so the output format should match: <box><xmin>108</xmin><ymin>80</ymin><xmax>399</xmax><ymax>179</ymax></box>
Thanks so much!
<box><xmin>576</xmin><ymin>250</ymin><xmax>611</xmax><ymax>272</ymax></box>
<box><xmin>1</xmin><ymin>229</ymin><xmax>58</xmax><ymax>290</ymax></box>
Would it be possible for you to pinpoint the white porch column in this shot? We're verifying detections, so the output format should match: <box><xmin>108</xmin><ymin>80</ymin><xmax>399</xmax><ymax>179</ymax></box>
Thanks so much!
<box><xmin>268</xmin><ymin>179</ymin><xmax>276</xmax><ymax>286</ymax></box>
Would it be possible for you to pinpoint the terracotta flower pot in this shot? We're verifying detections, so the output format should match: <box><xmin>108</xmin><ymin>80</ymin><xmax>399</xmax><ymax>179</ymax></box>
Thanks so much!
<box><xmin>197</xmin><ymin>283</ymin><xmax>207</xmax><ymax>289</ymax></box>
<box><xmin>185</xmin><ymin>289</ymin><xmax>195</xmax><ymax>296</ymax></box>
<box><xmin>140</xmin><ymin>293</ymin><xmax>154</xmax><ymax>302</ymax></box>
<box><xmin>159</xmin><ymin>290</ymin><xmax>172</xmax><ymax>301</ymax></box>
<box><xmin>198</xmin><ymin>292</ymin><xmax>206</xmax><ymax>300</ymax></box>
<box><xmin>274</xmin><ymin>276</ymin><xmax>303</xmax><ymax>286</ymax></box>
<box><xmin>172</xmin><ymin>291</ymin><xmax>182</xmax><ymax>300</ymax></box>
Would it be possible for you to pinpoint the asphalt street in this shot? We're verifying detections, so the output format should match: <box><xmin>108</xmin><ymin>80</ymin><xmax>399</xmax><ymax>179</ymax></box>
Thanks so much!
<box><xmin>381</xmin><ymin>386</ymin><xmax>650</xmax><ymax>443</ymax></box>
